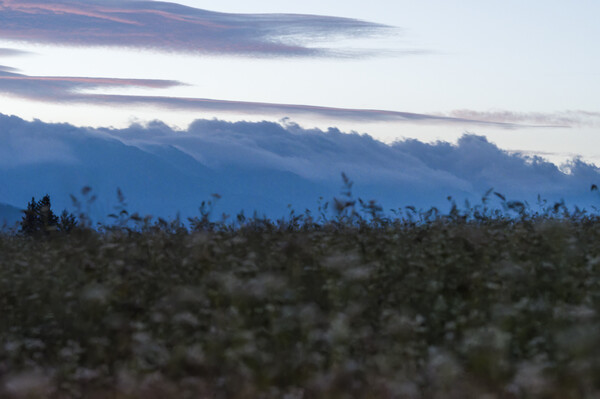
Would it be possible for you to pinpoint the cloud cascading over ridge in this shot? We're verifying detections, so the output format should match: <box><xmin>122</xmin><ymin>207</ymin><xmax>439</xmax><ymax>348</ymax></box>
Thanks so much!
<box><xmin>0</xmin><ymin>0</ymin><xmax>397</xmax><ymax>57</ymax></box>
<box><xmin>0</xmin><ymin>113</ymin><xmax>599</xmax><ymax>221</ymax></box>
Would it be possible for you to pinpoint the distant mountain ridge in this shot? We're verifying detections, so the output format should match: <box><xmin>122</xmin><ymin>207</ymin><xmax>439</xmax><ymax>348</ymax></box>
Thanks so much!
<box><xmin>1</xmin><ymin>113</ymin><xmax>599</xmax><ymax>223</ymax></box>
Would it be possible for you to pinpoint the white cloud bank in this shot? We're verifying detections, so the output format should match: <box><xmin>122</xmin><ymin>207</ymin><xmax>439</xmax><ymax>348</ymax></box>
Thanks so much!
<box><xmin>0</xmin><ymin>113</ymin><xmax>599</xmax><ymax>220</ymax></box>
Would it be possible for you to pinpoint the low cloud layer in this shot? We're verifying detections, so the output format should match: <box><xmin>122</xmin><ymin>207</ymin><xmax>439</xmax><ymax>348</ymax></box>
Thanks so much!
<box><xmin>0</xmin><ymin>114</ymin><xmax>598</xmax><ymax>221</ymax></box>
<box><xmin>0</xmin><ymin>0</ymin><xmax>395</xmax><ymax>58</ymax></box>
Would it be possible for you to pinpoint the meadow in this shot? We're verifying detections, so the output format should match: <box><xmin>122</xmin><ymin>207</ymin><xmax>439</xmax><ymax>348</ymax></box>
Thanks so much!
<box><xmin>2</xmin><ymin>186</ymin><xmax>600</xmax><ymax>398</ymax></box>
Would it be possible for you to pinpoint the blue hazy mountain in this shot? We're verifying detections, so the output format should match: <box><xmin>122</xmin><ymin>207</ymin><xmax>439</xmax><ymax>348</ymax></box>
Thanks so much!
<box><xmin>1</xmin><ymin>113</ymin><xmax>599</xmax><ymax>223</ymax></box>
<box><xmin>0</xmin><ymin>202</ymin><xmax>22</xmax><ymax>227</ymax></box>
<box><xmin>0</xmin><ymin>137</ymin><xmax>325</xmax><ymax>221</ymax></box>
<box><xmin>0</xmin><ymin>118</ymin><xmax>335</xmax><ymax>221</ymax></box>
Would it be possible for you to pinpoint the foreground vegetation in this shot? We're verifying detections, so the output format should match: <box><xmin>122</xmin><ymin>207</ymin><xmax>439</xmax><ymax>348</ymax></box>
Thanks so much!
<box><xmin>2</xmin><ymin>187</ymin><xmax>600</xmax><ymax>398</ymax></box>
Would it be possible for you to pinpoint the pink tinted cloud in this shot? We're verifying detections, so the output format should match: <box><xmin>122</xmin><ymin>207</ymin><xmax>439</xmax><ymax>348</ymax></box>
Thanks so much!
<box><xmin>0</xmin><ymin>0</ymin><xmax>395</xmax><ymax>57</ymax></box>
<box><xmin>1</xmin><ymin>1</ymin><xmax>142</xmax><ymax>25</ymax></box>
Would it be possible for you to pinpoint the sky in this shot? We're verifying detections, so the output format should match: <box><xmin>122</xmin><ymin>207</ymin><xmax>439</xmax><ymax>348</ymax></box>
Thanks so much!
<box><xmin>0</xmin><ymin>0</ymin><xmax>599</xmax><ymax>217</ymax></box>
<box><xmin>0</xmin><ymin>1</ymin><xmax>598</xmax><ymax>160</ymax></box>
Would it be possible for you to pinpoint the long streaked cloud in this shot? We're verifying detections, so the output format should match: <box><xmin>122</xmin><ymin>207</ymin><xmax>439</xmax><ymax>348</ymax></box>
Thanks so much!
<box><xmin>446</xmin><ymin>109</ymin><xmax>600</xmax><ymax>128</ymax></box>
<box><xmin>0</xmin><ymin>47</ymin><xmax>32</xmax><ymax>57</ymax></box>
<box><xmin>0</xmin><ymin>48</ymin><xmax>31</xmax><ymax>72</ymax></box>
<box><xmin>0</xmin><ymin>0</ymin><xmax>397</xmax><ymax>58</ymax></box>
<box><xmin>0</xmin><ymin>67</ymin><xmax>529</xmax><ymax>127</ymax></box>
<box><xmin>0</xmin><ymin>65</ymin><xmax>18</xmax><ymax>72</ymax></box>
<box><xmin>0</xmin><ymin>68</ymin><xmax>182</xmax><ymax>101</ymax></box>
<box><xmin>82</xmin><ymin>94</ymin><xmax>519</xmax><ymax>125</ymax></box>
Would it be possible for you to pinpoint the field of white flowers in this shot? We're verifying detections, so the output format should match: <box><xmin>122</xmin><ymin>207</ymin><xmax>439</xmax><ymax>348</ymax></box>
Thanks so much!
<box><xmin>2</xmin><ymin>198</ymin><xmax>600</xmax><ymax>398</ymax></box>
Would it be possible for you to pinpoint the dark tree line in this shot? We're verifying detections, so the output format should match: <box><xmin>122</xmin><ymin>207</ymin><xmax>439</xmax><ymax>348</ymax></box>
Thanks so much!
<box><xmin>20</xmin><ymin>195</ymin><xmax>77</xmax><ymax>236</ymax></box>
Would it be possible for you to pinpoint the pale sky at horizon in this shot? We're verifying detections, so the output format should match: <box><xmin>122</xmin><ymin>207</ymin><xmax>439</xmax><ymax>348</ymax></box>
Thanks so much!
<box><xmin>0</xmin><ymin>0</ymin><xmax>599</xmax><ymax>166</ymax></box>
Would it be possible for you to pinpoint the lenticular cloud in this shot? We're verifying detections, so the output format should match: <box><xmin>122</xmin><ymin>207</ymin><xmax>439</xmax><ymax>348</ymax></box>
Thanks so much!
<box><xmin>0</xmin><ymin>114</ymin><xmax>598</xmax><ymax>220</ymax></box>
<box><xmin>0</xmin><ymin>66</ymin><xmax>520</xmax><ymax>126</ymax></box>
<box><xmin>0</xmin><ymin>0</ymin><xmax>392</xmax><ymax>57</ymax></box>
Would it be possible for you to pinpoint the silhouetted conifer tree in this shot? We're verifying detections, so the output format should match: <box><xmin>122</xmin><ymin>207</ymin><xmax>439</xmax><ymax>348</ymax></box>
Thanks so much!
<box><xmin>20</xmin><ymin>195</ymin><xmax>59</xmax><ymax>236</ymax></box>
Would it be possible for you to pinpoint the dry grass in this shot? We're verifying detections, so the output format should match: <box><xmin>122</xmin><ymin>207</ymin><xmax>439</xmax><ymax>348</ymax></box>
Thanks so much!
<box><xmin>2</xmin><ymin>196</ymin><xmax>600</xmax><ymax>398</ymax></box>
